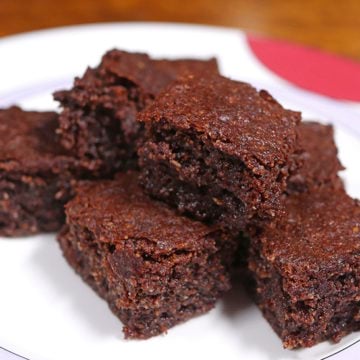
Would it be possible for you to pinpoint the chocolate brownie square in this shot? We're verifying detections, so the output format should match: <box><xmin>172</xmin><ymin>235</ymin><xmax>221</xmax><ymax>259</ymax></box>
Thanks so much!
<box><xmin>138</xmin><ymin>73</ymin><xmax>301</xmax><ymax>230</ymax></box>
<box><xmin>54</xmin><ymin>50</ymin><xmax>218</xmax><ymax>175</ymax></box>
<box><xmin>247</xmin><ymin>188</ymin><xmax>360</xmax><ymax>348</ymax></box>
<box><xmin>0</xmin><ymin>106</ymin><xmax>80</xmax><ymax>236</ymax></box>
<box><xmin>287</xmin><ymin>121</ymin><xmax>344</xmax><ymax>193</ymax></box>
<box><xmin>58</xmin><ymin>172</ymin><xmax>237</xmax><ymax>339</ymax></box>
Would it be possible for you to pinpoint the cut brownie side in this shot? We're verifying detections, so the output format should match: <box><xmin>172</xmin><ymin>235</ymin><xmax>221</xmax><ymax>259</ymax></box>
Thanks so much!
<box><xmin>287</xmin><ymin>121</ymin><xmax>344</xmax><ymax>193</ymax></box>
<box><xmin>247</xmin><ymin>189</ymin><xmax>360</xmax><ymax>348</ymax></box>
<box><xmin>58</xmin><ymin>172</ymin><xmax>237</xmax><ymax>339</ymax></box>
<box><xmin>54</xmin><ymin>50</ymin><xmax>218</xmax><ymax>175</ymax></box>
<box><xmin>0</xmin><ymin>107</ymin><xmax>80</xmax><ymax>236</ymax></box>
<box><xmin>138</xmin><ymin>74</ymin><xmax>300</xmax><ymax>230</ymax></box>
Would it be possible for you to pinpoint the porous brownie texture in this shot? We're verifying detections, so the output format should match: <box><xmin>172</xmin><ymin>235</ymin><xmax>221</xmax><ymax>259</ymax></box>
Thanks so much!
<box><xmin>247</xmin><ymin>189</ymin><xmax>360</xmax><ymax>348</ymax></box>
<box><xmin>54</xmin><ymin>50</ymin><xmax>218</xmax><ymax>175</ymax></box>
<box><xmin>0</xmin><ymin>106</ymin><xmax>80</xmax><ymax>236</ymax></box>
<box><xmin>287</xmin><ymin>121</ymin><xmax>344</xmax><ymax>193</ymax></box>
<box><xmin>138</xmin><ymin>73</ymin><xmax>301</xmax><ymax>230</ymax></box>
<box><xmin>58</xmin><ymin>172</ymin><xmax>237</xmax><ymax>339</ymax></box>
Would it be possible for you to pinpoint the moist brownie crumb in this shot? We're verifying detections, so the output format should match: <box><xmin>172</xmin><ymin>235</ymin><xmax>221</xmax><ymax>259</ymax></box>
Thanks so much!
<box><xmin>247</xmin><ymin>188</ymin><xmax>360</xmax><ymax>348</ymax></box>
<box><xmin>287</xmin><ymin>121</ymin><xmax>344</xmax><ymax>193</ymax></box>
<box><xmin>54</xmin><ymin>50</ymin><xmax>218</xmax><ymax>175</ymax></box>
<box><xmin>138</xmin><ymin>73</ymin><xmax>300</xmax><ymax>230</ymax></box>
<box><xmin>58</xmin><ymin>171</ymin><xmax>238</xmax><ymax>339</ymax></box>
<box><xmin>0</xmin><ymin>106</ymin><xmax>81</xmax><ymax>236</ymax></box>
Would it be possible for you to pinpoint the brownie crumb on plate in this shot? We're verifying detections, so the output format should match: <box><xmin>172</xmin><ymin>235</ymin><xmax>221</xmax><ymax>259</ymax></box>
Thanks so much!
<box><xmin>0</xmin><ymin>106</ymin><xmax>82</xmax><ymax>236</ymax></box>
<box><xmin>58</xmin><ymin>171</ymin><xmax>238</xmax><ymax>339</ymax></box>
<box><xmin>54</xmin><ymin>50</ymin><xmax>218</xmax><ymax>176</ymax></box>
<box><xmin>138</xmin><ymin>73</ymin><xmax>301</xmax><ymax>230</ymax></box>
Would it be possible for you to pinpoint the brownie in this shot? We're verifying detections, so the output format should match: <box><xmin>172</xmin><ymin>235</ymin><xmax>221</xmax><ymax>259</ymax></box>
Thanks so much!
<box><xmin>54</xmin><ymin>50</ymin><xmax>218</xmax><ymax>175</ymax></box>
<box><xmin>247</xmin><ymin>188</ymin><xmax>360</xmax><ymax>348</ymax></box>
<box><xmin>0</xmin><ymin>106</ymin><xmax>81</xmax><ymax>236</ymax></box>
<box><xmin>58</xmin><ymin>172</ymin><xmax>237</xmax><ymax>339</ymax></box>
<box><xmin>138</xmin><ymin>73</ymin><xmax>301</xmax><ymax>230</ymax></box>
<box><xmin>287</xmin><ymin>121</ymin><xmax>344</xmax><ymax>193</ymax></box>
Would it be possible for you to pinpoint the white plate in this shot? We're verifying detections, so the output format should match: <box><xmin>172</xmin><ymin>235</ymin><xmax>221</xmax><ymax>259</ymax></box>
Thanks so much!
<box><xmin>0</xmin><ymin>23</ymin><xmax>359</xmax><ymax>360</ymax></box>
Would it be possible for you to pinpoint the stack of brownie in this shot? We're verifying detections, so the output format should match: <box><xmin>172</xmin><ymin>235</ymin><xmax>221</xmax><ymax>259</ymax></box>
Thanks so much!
<box><xmin>1</xmin><ymin>49</ymin><xmax>359</xmax><ymax>349</ymax></box>
<box><xmin>0</xmin><ymin>51</ymin><xmax>217</xmax><ymax>235</ymax></box>
<box><xmin>136</xmin><ymin>76</ymin><xmax>359</xmax><ymax>347</ymax></box>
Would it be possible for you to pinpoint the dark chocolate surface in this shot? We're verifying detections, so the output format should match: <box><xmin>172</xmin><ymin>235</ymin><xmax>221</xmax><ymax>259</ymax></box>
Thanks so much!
<box><xmin>54</xmin><ymin>50</ymin><xmax>218</xmax><ymax>175</ymax></box>
<box><xmin>138</xmin><ymin>74</ymin><xmax>300</xmax><ymax>229</ymax></box>
<box><xmin>0</xmin><ymin>106</ymin><xmax>75</xmax><ymax>173</ymax></box>
<box><xmin>0</xmin><ymin>107</ymin><xmax>78</xmax><ymax>236</ymax></box>
<box><xmin>138</xmin><ymin>73</ymin><xmax>300</xmax><ymax>166</ymax></box>
<box><xmin>258</xmin><ymin>189</ymin><xmax>360</xmax><ymax>266</ymax></box>
<box><xmin>247</xmin><ymin>189</ymin><xmax>360</xmax><ymax>348</ymax></box>
<box><xmin>288</xmin><ymin>121</ymin><xmax>344</xmax><ymax>193</ymax></box>
<box><xmin>67</xmin><ymin>172</ymin><xmax>221</xmax><ymax>251</ymax></box>
<box><xmin>99</xmin><ymin>49</ymin><xmax>219</xmax><ymax>96</ymax></box>
<box><xmin>60</xmin><ymin>171</ymin><xmax>237</xmax><ymax>338</ymax></box>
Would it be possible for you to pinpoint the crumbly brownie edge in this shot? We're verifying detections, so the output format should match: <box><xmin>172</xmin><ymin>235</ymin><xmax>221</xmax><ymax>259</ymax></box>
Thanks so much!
<box><xmin>247</xmin><ymin>238</ymin><xmax>360</xmax><ymax>348</ymax></box>
<box><xmin>0</xmin><ymin>173</ymin><xmax>73</xmax><ymax>236</ymax></box>
<box><xmin>58</xmin><ymin>221</ymin><xmax>236</xmax><ymax>339</ymax></box>
<box><xmin>138</xmin><ymin>122</ymin><xmax>293</xmax><ymax>229</ymax></box>
<box><xmin>54</xmin><ymin>81</ymin><xmax>143</xmax><ymax>175</ymax></box>
<box><xmin>287</xmin><ymin>122</ymin><xmax>344</xmax><ymax>194</ymax></box>
<box><xmin>54</xmin><ymin>54</ymin><xmax>218</xmax><ymax>174</ymax></box>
